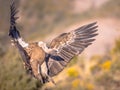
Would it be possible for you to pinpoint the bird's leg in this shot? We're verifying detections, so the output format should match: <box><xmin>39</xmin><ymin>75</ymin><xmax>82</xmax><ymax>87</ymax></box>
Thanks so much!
<box><xmin>41</xmin><ymin>61</ymin><xmax>56</xmax><ymax>84</ymax></box>
<box><xmin>41</xmin><ymin>62</ymin><xmax>48</xmax><ymax>75</ymax></box>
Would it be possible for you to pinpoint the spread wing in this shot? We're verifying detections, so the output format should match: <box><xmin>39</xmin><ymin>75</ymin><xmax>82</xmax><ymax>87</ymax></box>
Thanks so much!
<box><xmin>9</xmin><ymin>0</ymin><xmax>21</xmax><ymax>39</ymax></box>
<box><xmin>9</xmin><ymin>0</ymin><xmax>29</xmax><ymax>66</ymax></box>
<box><xmin>46</xmin><ymin>22</ymin><xmax>98</xmax><ymax>77</ymax></box>
<box><xmin>10</xmin><ymin>0</ymin><xmax>19</xmax><ymax>26</ymax></box>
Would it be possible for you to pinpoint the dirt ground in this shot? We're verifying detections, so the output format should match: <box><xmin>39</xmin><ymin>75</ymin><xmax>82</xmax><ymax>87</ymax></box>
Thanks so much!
<box><xmin>73</xmin><ymin>0</ymin><xmax>109</xmax><ymax>13</ymax></box>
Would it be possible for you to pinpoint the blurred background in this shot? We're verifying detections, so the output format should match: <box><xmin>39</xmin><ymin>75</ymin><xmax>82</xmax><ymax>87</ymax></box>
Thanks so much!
<box><xmin>0</xmin><ymin>0</ymin><xmax>120</xmax><ymax>90</ymax></box>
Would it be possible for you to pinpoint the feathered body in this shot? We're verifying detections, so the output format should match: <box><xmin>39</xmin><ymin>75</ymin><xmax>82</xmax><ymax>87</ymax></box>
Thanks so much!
<box><xmin>9</xmin><ymin>0</ymin><xmax>98</xmax><ymax>84</ymax></box>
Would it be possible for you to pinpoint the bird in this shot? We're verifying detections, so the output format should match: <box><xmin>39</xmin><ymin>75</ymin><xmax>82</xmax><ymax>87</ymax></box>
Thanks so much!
<box><xmin>9</xmin><ymin>0</ymin><xmax>98</xmax><ymax>84</ymax></box>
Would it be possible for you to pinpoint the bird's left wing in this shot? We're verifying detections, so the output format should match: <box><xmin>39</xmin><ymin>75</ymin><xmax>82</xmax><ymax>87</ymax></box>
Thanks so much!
<box><xmin>45</xmin><ymin>22</ymin><xmax>98</xmax><ymax>77</ymax></box>
<box><xmin>10</xmin><ymin>0</ymin><xmax>19</xmax><ymax>25</ymax></box>
<box><xmin>9</xmin><ymin>0</ymin><xmax>30</xmax><ymax>68</ymax></box>
<box><xmin>9</xmin><ymin>0</ymin><xmax>21</xmax><ymax>40</ymax></box>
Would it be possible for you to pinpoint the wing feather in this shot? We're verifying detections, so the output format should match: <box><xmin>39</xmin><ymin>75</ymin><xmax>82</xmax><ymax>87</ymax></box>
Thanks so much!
<box><xmin>10</xmin><ymin>0</ymin><xmax>19</xmax><ymax>25</ymax></box>
<box><xmin>46</xmin><ymin>22</ymin><xmax>98</xmax><ymax>77</ymax></box>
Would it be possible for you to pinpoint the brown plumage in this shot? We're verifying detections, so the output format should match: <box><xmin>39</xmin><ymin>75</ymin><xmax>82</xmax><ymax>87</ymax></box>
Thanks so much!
<box><xmin>25</xmin><ymin>43</ymin><xmax>45</xmax><ymax>64</ymax></box>
<box><xmin>9</xmin><ymin>0</ymin><xmax>98</xmax><ymax>84</ymax></box>
<box><xmin>25</xmin><ymin>43</ymin><xmax>47</xmax><ymax>83</ymax></box>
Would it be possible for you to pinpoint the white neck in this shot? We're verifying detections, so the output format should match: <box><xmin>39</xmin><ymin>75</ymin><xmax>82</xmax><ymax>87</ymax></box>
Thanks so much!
<box><xmin>38</xmin><ymin>41</ymin><xmax>52</xmax><ymax>53</ymax></box>
<box><xmin>18</xmin><ymin>38</ymin><xmax>28</xmax><ymax>48</ymax></box>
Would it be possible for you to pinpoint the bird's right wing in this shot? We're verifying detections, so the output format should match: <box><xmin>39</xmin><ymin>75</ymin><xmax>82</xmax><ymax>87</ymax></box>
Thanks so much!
<box><xmin>46</xmin><ymin>22</ymin><xmax>98</xmax><ymax>77</ymax></box>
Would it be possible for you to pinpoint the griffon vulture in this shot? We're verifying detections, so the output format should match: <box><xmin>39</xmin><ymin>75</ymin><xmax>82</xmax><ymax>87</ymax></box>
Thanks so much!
<box><xmin>9</xmin><ymin>0</ymin><xmax>98</xmax><ymax>84</ymax></box>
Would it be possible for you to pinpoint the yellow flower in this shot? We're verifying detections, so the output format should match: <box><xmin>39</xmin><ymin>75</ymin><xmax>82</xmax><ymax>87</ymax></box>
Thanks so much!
<box><xmin>101</xmin><ymin>61</ymin><xmax>111</xmax><ymax>71</ymax></box>
<box><xmin>86</xmin><ymin>83</ymin><xmax>94</xmax><ymax>90</ymax></box>
<box><xmin>67</xmin><ymin>67</ymin><xmax>79</xmax><ymax>77</ymax></box>
<box><xmin>72</xmin><ymin>79</ymin><xmax>80</xmax><ymax>88</ymax></box>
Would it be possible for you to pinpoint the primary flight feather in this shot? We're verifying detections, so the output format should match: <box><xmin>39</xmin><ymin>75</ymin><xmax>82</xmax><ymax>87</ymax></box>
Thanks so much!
<box><xmin>9</xmin><ymin>0</ymin><xmax>98</xmax><ymax>84</ymax></box>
